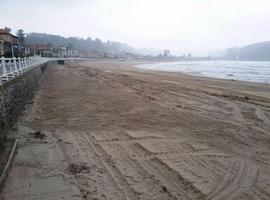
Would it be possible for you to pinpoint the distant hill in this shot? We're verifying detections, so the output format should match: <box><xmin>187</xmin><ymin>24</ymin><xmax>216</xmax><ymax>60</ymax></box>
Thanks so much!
<box><xmin>25</xmin><ymin>33</ymin><xmax>136</xmax><ymax>55</ymax></box>
<box><xmin>217</xmin><ymin>41</ymin><xmax>270</xmax><ymax>61</ymax></box>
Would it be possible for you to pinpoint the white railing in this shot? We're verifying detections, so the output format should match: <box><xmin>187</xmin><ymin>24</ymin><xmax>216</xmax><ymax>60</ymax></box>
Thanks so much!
<box><xmin>0</xmin><ymin>56</ymin><xmax>49</xmax><ymax>82</ymax></box>
<box><xmin>0</xmin><ymin>56</ymin><xmax>86</xmax><ymax>83</ymax></box>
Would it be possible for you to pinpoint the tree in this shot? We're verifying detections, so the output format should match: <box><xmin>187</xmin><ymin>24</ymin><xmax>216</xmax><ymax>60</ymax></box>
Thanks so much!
<box><xmin>67</xmin><ymin>43</ymin><xmax>74</xmax><ymax>50</ymax></box>
<box><xmin>17</xmin><ymin>29</ymin><xmax>26</xmax><ymax>57</ymax></box>
<box><xmin>94</xmin><ymin>38</ymin><xmax>104</xmax><ymax>52</ymax></box>
<box><xmin>17</xmin><ymin>29</ymin><xmax>25</xmax><ymax>45</ymax></box>
<box><xmin>163</xmin><ymin>49</ymin><xmax>171</xmax><ymax>57</ymax></box>
<box><xmin>46</xmin><ymin>42</ymin><xmax>53</xmax><ymax>48</ymax></box>
<box><xmin>4</xmin><ymin>27</ymin><xmax>12</xmax><ymax>33</ymax></box>
<box><xmin>25</xmin><ymin>32</ymin><xmax>136</xmax><ymax>55</ymax></box>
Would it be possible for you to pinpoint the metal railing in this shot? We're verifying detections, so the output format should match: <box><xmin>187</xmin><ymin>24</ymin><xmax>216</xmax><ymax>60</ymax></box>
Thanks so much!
<box><xmin>0</xmin><ymin>56</ymin><xmax>49</xmax><ymax>82</ymax></box>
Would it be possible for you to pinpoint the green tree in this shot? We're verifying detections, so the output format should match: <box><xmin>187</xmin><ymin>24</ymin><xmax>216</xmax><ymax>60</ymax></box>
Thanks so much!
<box><xmin>17</xmin><ymin>29</ymin><xmax>26</xmax><ymax>57</ymax></box>
<box><xmin>67</xmin><ymin>43</ymin><xmax>74</xmax><ymax>50</ymax></box>
<box><xmin>17</xmin><ymin>29</ymin><xmax>25</xmax><ymax>45</ymax></box>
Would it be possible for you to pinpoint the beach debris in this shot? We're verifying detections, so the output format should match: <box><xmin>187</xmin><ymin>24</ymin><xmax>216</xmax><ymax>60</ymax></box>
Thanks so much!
<box><xmin>56</xmin><ymin>139</ymin><xmax>63</xmax><ymax>143</ymax></box>
<box><xmin>162</xmin><ymin>185</ymin><xmax>168</xmax><ymax>192</ymax></box>
<box><xmin>80</xmin><ymin>189</ymin><xmax>90</xmax><ymax>199</ymax></box>
<box><xmin>210</xmin><ymin>93</ymin><xmax>249</xmax><ymax>101</ymax></box>
<box><xmin>66</xmin><ymin>162</ymin><xmax>90</xmax><ymax>175</ymax></box>
<box><xmin>26</xmin><ymin>100</ymin><xmax>34</xmax><ymax>104</ymax></box>
<box><xmin>31</xmin><ymin>131</ymin><xmax>47</xmax><ymax>139</ymax></box>
<box><xmin>147</xmin><ymin>95</ymin><xmax>157</xmax><ymax>101</ymax></box>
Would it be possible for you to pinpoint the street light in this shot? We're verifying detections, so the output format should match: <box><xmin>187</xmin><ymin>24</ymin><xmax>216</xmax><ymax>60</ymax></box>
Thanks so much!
<box><xmin>11</xmin><ymin>45</ymin><xmax>14</xmax><ymax>57</ymax></box>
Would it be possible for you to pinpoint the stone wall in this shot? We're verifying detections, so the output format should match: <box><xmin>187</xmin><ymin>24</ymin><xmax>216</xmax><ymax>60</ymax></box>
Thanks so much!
<box><xmin>0</xmin><ymin>63</ymin><xmax>48</xmax><ymax>143</ymax></box>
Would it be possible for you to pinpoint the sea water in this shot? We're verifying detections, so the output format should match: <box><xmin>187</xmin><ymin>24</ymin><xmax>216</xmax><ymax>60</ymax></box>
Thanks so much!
<box><xmin>137</xmin><ymin>61</ymin><xmax>270</xmax><ymax>84</ymax></box>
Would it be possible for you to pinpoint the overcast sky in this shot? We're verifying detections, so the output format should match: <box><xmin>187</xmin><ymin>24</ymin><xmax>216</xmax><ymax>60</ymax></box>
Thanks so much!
<box><xmin>1</xmin><ymin>0</ymin><xmax>270</xmax><ymax>55</ymax></box>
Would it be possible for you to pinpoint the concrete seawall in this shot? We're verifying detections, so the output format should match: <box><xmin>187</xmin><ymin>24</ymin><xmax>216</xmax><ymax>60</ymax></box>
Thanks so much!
<box><xmin>0</xmin><ymin>62</ymin><xmax>50</xmax><ymax>142</ymax></box>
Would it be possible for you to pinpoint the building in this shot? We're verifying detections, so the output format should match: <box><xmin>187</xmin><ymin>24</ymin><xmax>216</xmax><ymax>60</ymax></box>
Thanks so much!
<box><xmin>0</xmin><ymin>39</ymin><xmax>4</xmax><ymax>57</ymax></box>
<box><xmin>35</xmin><ymin>44</ymin><xmax>68</xmax><ymax>58</ymax></box>
<box><xmin>52</xmin><ymin>47</ymin><xmax>67</xmax><ymax>57</ymax></box>
<box><xmin>36</xmin><ymin>43</ymin><xmax>53</xmax><ymax>57</ymax></box>
<box><xmin>0</xmin><ymin>29</ymin><xmax>19</xmax><ymax>57</ymax></box>
<box><xmin>24</xmin><ymin>45</ymin><xmax>31</xmax><ymax>57</ymax></box>
<box><xmin>28</xmin><ymin>42</ymin><xmax>81</xmax><ymax>58</ymax></box>
<box><xmin>67</xmin><ymin>48</ymin><xmax>79</xmax><ymax>57</ymax></box>
<box><xmin>66</xmin><ymin>44</ymin><xmax>78</xmax><ymax>57</ymax></box>
<box><xmin>38</xmin><ymin>46</ymin><xmax>53</xmax><ymax>57</ymax></box>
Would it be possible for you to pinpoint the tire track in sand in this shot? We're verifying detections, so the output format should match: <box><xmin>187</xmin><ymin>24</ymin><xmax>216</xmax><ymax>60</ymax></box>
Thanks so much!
<box><xmin>83</xmin><ymin>133</ymin><xmax>140</xmax><ymax>200</ymax></box>
<box><xmin>145</xmin><ymin>157</ymin><xmax>206</xmax><ymax>200</ymax></box>
<box><xmin>98</xmin><ymin>142</ymin><xmax>176</xmax><ymax>200</ymax></box>
<box><xmin>206</xmin><ymin>160</ymin><xmax>258</xmax><ymax>200</ymax></box>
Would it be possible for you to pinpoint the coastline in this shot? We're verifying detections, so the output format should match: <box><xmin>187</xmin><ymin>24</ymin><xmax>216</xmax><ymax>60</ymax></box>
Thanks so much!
<box><xmin>85</xmin><ymin>59</ymin><xmax>270</xmax><ymax>97</ymax></box>
<box><xmin>134</xmin><ymin>60</ymin><xmax>270</xmax><ymax>84</ymax></box>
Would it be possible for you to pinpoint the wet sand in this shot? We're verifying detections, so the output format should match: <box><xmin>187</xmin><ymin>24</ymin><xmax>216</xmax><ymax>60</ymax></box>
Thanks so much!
<box><xmin>1</xmin><ymin>60</ymin><xmax>270</xmax><ymax>200</ymax></box>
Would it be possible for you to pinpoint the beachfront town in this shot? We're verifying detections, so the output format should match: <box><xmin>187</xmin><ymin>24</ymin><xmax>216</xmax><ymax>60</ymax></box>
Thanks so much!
<box><xmin>0</xmin><ymin>27</ymin><xmax>143</xmax><ymax>59</ymax></box>
<box><xmin>0</xmin><ymin>27</ymin><xmax>194</xmax><ymax>61</ymax></box>
<box><xmin>0</xmin><ymin>28</ymin><xmax>98</xmax><ymax>58</ymax></box>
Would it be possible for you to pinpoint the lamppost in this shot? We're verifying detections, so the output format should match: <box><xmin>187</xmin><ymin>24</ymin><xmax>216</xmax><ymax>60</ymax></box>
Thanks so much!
<box><xmin>11</xmin><ymin>45</ymin><xmax>14</xmax><ymax>57</ymax></box>
<box><xmin>11</xmin><ymin>44</ymin><xmax>18</xmax><ymax>58</ymax></box>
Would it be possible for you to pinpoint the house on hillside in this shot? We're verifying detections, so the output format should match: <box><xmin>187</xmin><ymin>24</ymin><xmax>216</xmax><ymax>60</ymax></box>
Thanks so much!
<box><xmin>38</xmin><ymin>47</ymin><xmax>53</xmax><ymax>57</ymax></box>
<box><xmin>66</xmin><ymin>44</ymin><xmax>79</xmax><ymax>57</ymax></box>
<box><xmin>28</xmin><ymin>44</ymin><xmax>39</xmax><ymax>56</ymax></box>
<box><xmin>67</xmin><ymin>49</ymin><xmax>79</xmax><ymax>57</ymax></box>
<box><xmin>0</xmin><ymin>29</ymin><xmax>19</xmax><ymax>57</ymax></box>
<box><xmin>36</xmin><ymin>43</ymin><xmax>54</xmax><ymax>57</ymax></box>
<box><xmin>67</xmin><ymin>48</ymin><xmax>79</xmax><ymax>57</ymax></box>
<box><xmin>30</xmin><ymin>42</ymin><xmax>79</xmax><ymax>58</ymax></box>
<box><xmin>37</xmin><ymin>45</ymin><xmax>68</xmax><ymax>58</ymax></box>
<box><xmin>52</xmin><ymin>47</ymin><xmax>67</xmax><ymax>57</ymax></box>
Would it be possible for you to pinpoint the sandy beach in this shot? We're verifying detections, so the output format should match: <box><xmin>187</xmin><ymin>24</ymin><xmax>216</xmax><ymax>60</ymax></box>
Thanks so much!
<box><xmin>1</xmin><ymin>60</ymin><xmax>270</xmax><ymax>200</ymax></box>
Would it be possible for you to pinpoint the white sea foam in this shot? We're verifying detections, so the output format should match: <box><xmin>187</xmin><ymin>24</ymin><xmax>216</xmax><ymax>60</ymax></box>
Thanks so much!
<box><xmin>136</xmin><ymin>61</ymin><xmax>270</xmax><ymax>84</ymax></box>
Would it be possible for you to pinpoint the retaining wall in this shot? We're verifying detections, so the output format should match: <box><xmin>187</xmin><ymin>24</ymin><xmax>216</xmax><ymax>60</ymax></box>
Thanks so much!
<box><xmin>0</xmin><ymin>62</ymin><xmax>49</xmax><ymax>143</ymax></box>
